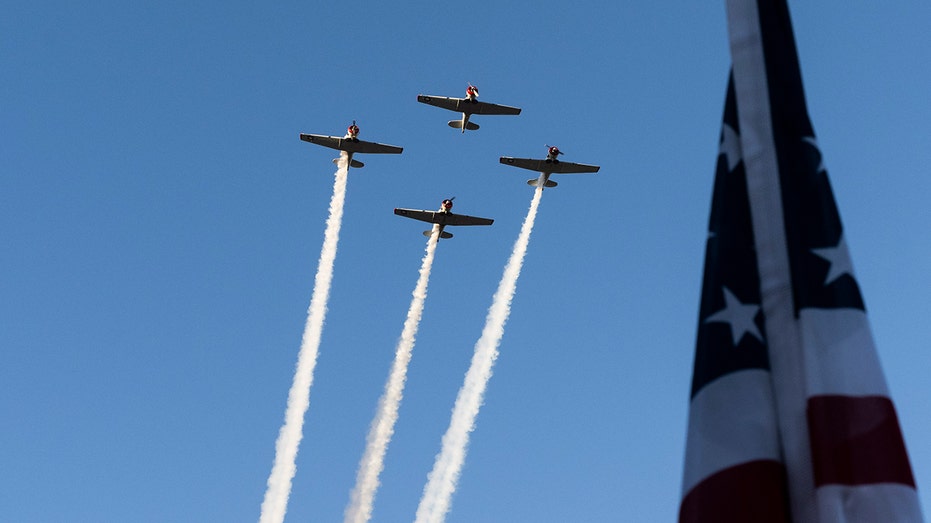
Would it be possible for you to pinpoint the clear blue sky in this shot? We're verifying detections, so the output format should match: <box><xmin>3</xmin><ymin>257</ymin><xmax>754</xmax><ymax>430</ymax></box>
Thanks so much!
<box><xmin>3</xmin><ymin>2</ymin><xmax>930</xmax><ymax>521</ymax></box>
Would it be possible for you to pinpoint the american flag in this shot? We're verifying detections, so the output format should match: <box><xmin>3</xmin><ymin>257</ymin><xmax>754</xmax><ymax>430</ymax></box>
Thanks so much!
<box><xmin>679</xmin><ymin>1</ymin><xmax>922</xmax><ymax>521</ymax></box>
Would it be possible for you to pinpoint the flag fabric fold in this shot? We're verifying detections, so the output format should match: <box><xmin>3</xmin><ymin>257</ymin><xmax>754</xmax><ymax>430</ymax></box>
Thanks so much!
<box><xmin>680</xmin><ymin>1</ymin><xmax>922</xmax><ymax>521</ymax></box>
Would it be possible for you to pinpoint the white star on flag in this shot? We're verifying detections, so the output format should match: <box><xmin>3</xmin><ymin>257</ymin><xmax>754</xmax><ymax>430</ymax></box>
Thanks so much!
<box><xmin>704</xmin><ymin>287</ymin><xmax>763</xmax><ymax>346</ymax></box>
<box><xmin>811</xmin><ymin>235</ymin><xmax>854</xmax><ymax>285</ymax></box>
<box><xmin>719</xmin><ymin>123</ymin><xmax>741</xmax><ymax>172</ymax></box>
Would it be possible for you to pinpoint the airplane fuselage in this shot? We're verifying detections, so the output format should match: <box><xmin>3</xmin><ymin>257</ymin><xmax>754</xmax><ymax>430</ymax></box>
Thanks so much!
<box><xmin>450</xmin><ymin>99</ymin><xmax>481</xmax><ymax>134</ymax></box>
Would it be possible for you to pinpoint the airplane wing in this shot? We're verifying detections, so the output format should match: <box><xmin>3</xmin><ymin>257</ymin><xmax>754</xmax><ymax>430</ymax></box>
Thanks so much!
<box><xmin>394</xmin><ymin>208</ymin><xmax>494</xmax><ymax>226</ymax></box>
<box><xmin>499</xmin><ymin>157</ymin><xmax>600</xmax><ymax>174</ymax></box>
<box><xmin>349</xmin><ymin>139</ymin><xmax>403</xmax><ymax>155</ymax></box>
<box><xmin>394</xmin><ymin>208</ymin><xmax>436</xmax><ymax>224</ymax></box>
<box><xmin>470</xmin><ymin>100</ymin><xmax>521</xmax><ymax>116</ymax></box>
<box><xmin>417</xmin><ymin>95</ymin><xmax>461</xmax><ymax>112</ymax></box>
<box><xmin>300</xmin><ymin>134</ymin><xmax>403</xmax><ymax>154</ymax></box>
<box><xmin>300</xmin><ymin>134</ymin><xmax>343</xmax><ymax>150</ymax></box>
<box><xmin>439</xmin><ymin>213</ymin><xmax>494</xmax><ymax>226</ymax></box>
<box><xmin>417</xmin><ymin>95</ymin><xmax>521</xmax><ymax>116</ymax></box>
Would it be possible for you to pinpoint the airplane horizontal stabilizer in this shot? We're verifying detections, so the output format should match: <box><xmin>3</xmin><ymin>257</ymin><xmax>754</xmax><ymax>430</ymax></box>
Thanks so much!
<box><xmin>334</xmin><ymin>158</ymin><xmax>365</xmax><ymax>168</ymax></box>
<box><xmin>447</xmin><ymin>120</ymin><xmax>480</xmax><ymax>131</ymax></box>
<box><xmin>423</xmin><ymin>230</ymin><xmax>454</xmax><ymax>239</ymax></box>
<box><xmin>527</xmin><ymin>178</ymin><xmax>557</xmax><ymax>188</ymax></box>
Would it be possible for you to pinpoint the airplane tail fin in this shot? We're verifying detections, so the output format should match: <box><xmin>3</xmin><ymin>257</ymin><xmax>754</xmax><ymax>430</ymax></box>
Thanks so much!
<box><xmin>527</xmin><ymin>178</ymin><xmax>557</xmax><ymax>188</ymax></box>
<box><xmin>333</xmin><ymin>158</ymin><xmax>365</xmax><ymax>168</ymax></box>
<box><xmin>447</xmin><ymin>120</ymin><xmax>480</xmax><ymax>131</ymax></box>
<box><xmin>424</xmin><ymin>230</ymin><xmax>454</xmax><ymax>239</ymax></box>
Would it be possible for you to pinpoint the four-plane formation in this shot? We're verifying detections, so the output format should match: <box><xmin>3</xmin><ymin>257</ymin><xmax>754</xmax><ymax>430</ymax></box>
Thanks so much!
<box><xmin>273</xmin><ymin>83</ymin><xmax>601</xmax><ymax>523</ymax></box>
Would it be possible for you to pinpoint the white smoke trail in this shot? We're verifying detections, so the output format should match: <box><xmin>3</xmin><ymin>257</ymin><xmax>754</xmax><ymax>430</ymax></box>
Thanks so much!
<box><xmin>414</xmin><ymin>187</ymin><xmax>544</xmax><ymax>523</ymax></box>
<box><xmin>344</xmin><ymin>227</ymin><xmax>441</xmax><ymax>523</ymax></box>
<box><xmin>259</xmin><ymin>153</ymin><xmax>350</xmax><ymax>523</ymax></box>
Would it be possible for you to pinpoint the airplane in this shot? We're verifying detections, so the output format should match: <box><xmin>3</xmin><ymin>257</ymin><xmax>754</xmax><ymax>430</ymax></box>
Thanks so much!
<box><xmin>499</xmin><ymin>146</ymin><xmax>600</xmax><ymax>188</ymax></box>
<box><xmin>394</xmin><ymin>197</ymin><xmax>494</xmax><ymax>240</ymax></box>
<box><xmin>417</xmin><ymin>84</ymin><xmax>521</xmax><ymax>133</ymax></box>
<box><xmin>299</xmin><ymin>121</ymin><xmax>403</xmax><ymax>168</ymax></box>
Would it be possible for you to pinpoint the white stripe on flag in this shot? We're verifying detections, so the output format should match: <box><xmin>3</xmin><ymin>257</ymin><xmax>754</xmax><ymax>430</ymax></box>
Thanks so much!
<box><xmin>682</xmin><ymin>369</ymin><xmax>782</xmax><ymax>496</ymax></box>
<box><xmin>799</xmin><ymin>309</ymin><xmax>890</xmax><ymax>397</ymax></box>
<box><xmin>816</xmin><ymin>484</ymin><xmax>924</xmax><ymax>522</ymax></box>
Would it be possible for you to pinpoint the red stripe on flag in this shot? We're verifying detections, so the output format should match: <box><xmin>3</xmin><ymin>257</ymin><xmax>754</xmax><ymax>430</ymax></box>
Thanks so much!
<box><xmin>679</xmin><ymin>460</ymin><xmax>790</xmax><ymax>523</ymax></box>
<box><xmin>807</xmin><ymin>395</ymin><xmax>915</xmax><ymax>488</ymax></box>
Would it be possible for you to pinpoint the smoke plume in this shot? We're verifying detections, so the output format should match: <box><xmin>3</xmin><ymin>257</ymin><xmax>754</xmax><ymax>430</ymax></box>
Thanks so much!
<box><xmin>344</xmin><ymin>227</ymin><xmax>441</xmax><ymax>523</ymax></box>
<box><xmin>259</xmin><ymin>154</ymin><xmax>350</xmax><ymax>523</ymax></box>
<box><xmin>414</xmin><ymin>188</ymin><xmax>544</xmax><ymax>523</ymax></box>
